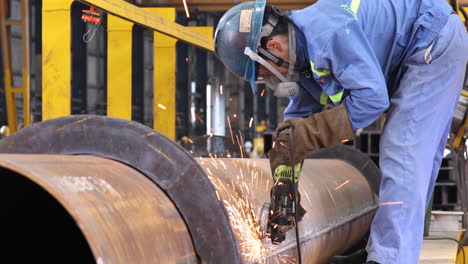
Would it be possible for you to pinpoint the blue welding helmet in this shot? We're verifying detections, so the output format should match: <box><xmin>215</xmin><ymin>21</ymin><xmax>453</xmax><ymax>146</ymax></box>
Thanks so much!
<box><xmin>214</xmin><ymin>0</ymin><xmax>267</xmax><ymax>93</ymax></box>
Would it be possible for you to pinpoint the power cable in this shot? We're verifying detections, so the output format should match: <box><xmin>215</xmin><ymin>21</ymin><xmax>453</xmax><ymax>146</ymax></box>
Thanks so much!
<box><xmin>289</xmin><ymin>127</ymin><xmax>302</xmax><ymax>264</ymax></box>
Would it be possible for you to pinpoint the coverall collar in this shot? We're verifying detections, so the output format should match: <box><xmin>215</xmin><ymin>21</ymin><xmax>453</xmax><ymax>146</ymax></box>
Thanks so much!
<box><xmin>291</xmin><ymin>24</ymin><xmax>309</xmax><ymax>72</ymax></box>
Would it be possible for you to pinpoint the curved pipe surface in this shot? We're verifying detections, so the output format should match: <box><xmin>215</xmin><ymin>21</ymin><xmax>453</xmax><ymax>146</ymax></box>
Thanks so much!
<box><xmin>198</xmin><ymin>158</ymin><xmax>377</xmax><ymax>263</ymax></box>
<box><xmin>0</xmin><ymin>154</ymin><xmax>376</xmax><ymax>264</ymax></box>
<box><xmin>0</xmin><ymin>115</ymin><xmax>240</xmax><ymax>263</ymax></box>
<box><xmin>0</xmin><ymin>154</ymin><xmax>197</xmax><ymax>264</ymax></box>
<box><xmin>0</xmin><ymin>155</ymin><xmax>377</xmax><ymax>264</ymax></box>
<box><xmin>0</xmin><ymin>116</ymin><xmax>380</xmax><ymax>263</ymax></box>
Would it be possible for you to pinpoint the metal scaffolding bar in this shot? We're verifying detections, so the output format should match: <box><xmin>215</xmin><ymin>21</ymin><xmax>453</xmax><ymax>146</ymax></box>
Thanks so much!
<box><xmin>149</xmin><ymin>8</ymin><xmax>177</xmax><ymax>140</ymax></box>
<box><xmin>107</xmin><ymin>15</ymin><xmax>133</xmax><ymax>120</ymax></box>
<box><xmin>42</xmin><ymin>0</ymin><xmax>214</xmax><ymax>124</ymax></box>
<box><xmin>79</xmin><ymin>0</ymin><xmax>214</xmax><ymax>51</ymax></box>
<box><xmin>0</xmin><ymin>0</ymin><xmax>31</xmax><ymax>132</ymax></box>
<box><xmin>42</xmin><ymin>0</ymin><xmax>73</xmax><ymax>120</ymax></box>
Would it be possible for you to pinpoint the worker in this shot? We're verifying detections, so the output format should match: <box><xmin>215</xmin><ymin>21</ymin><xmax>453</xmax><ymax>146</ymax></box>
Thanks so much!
<box><xmin>214</xmin><ymin>0</ymin><xmax>468</xmax><ymax>263</ymax></box>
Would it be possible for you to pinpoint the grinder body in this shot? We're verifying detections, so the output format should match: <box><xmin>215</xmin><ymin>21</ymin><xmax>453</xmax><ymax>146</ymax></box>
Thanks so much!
<box><xmin>261</xmin><ymin>163</ymin><xmax>305</xmax><ymax>244</ymax></box>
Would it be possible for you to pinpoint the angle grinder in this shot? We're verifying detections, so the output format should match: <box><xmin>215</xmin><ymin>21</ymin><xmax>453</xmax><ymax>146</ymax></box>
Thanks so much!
<box><xmin>258</xmin><ymin>164</ymin><xmax>306</xmax><ymax>244</ymax></box>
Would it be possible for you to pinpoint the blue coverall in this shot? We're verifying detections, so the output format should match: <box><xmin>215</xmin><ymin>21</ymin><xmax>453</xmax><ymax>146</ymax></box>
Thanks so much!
<box><xmin>286</xmin><ymin>0</ymin><xmax>468</xmax><ymax>262</ymax></box>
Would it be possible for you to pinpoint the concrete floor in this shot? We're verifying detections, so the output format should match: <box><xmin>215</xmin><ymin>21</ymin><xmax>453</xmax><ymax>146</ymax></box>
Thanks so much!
<box><xmin>420</xmin><ymin>238</ymin><xmax>458</xmax><ymax>263</ymax></box>
<box><xmin>419</xmin><ymin>227</ymin><xmax>460</xmax><ymax>263</ymax></box>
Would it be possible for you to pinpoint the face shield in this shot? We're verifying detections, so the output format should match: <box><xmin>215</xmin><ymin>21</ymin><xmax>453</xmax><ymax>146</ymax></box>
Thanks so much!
<box><xmin>244</xmin><ymin>47</ymin><xmax>299</xmax><ymax>97</ymax></box>
<box><xmin>244</xmin><ymin>22</ymin><xmax>300</xmax><ymax>98</ymax></box>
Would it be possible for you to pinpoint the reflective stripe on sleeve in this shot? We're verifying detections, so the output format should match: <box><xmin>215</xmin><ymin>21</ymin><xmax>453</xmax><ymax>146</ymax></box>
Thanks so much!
<box><xmin>320</xmin><ymin>91</ymin><xmax>344</xmax><ymax>105</ymax></box>
<box><xmin>310</xmin><ymin>60</ymin><xmax>330</xmax><ymax>77</ymax></box>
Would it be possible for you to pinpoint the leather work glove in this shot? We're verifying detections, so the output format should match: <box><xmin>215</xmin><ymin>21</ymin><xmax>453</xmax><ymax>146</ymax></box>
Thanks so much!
<box><xmin>268</xmin><ymin>103</ymin><xmax>355</xmax><ymax>173</ymax></box>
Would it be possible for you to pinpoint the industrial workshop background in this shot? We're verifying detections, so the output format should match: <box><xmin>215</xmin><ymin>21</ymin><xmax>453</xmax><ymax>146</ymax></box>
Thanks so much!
<box><xmin>0</xmin><ymin>0</ymin><xmax>468</xmax><ymax>263</ymax></box>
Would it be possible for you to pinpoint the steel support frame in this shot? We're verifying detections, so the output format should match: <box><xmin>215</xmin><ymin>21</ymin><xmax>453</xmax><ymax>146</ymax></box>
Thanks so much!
<box><xmin>149</xmin><ymin>8</ymin><xmax>177</xmax><ymax>140</ymax></box>
<box><xmin>0</xmin><ymin>0</ymin><xmax>31</xmax><ymax>132</ymax></box>
<box><xmin>105</xmin><ymin>7</ymin><xmax>212</xmax><ymax>140</ymax></box>
<box><xmin>42</xmin><ymin>0</ymin><xmax>73</xmax><ymax>120</ymax></box>
<box><xmin>78</xmin><ymin>0</ymin><xmax>213</xmax><ymax>51</ymax></box>
<box><xmin>107</xmin><ymin>15</ymin><xmax>133</xmax><ymax>120</ymax></box>
<box><xmin>43</xmin><ymin>1</ymin><xmax>214</xmax><ymax>140</ymax></box>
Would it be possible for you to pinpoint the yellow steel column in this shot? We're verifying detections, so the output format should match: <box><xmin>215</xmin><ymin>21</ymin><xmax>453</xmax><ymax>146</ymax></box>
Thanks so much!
<box><xmin>147</xmin><ymin>8</ymin><xmax>177</xmax><ymax>140</ymax></box>
<box><xmin>107</xmin><ymin>15</ymin><xmax>133</xmax><ymax>120</ymax></box>
<box><xmin>42</xmin><ymin>0</ymin><xmax>73</xmax><ymax>120</ymax></box>
<box><xmin>0</xmin><ymin>0</ymin><xmax>17</xmax><ymax>130</ymax></box>
<box><xmin>147</xmin><ymin>6</ymin><xmax>213</xmax><ymax>140</ymax></box>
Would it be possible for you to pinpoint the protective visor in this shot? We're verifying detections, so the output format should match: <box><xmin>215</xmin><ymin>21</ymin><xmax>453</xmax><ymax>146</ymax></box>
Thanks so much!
<box><xmin>244</xmin><ymin>47</ymin><xmax>288</xmax><ymax>90</ymax></box>
<box><xmin>244</xmin><ymin>47</ymin><xmax>299</xmax><ymax>97</ymax></box>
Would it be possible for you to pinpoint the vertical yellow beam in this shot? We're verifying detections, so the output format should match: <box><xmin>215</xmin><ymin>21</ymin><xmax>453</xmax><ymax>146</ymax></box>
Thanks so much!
<box><xmin>107</xmin><ymin>15</ymin><xmax>133</xmax><ymax>120</ymax></box>
<box><xmin>147</xmin><ymin>6</ymin><xmax>214</xmax><ymax>140</ymax></box>
<box><xmin>42</xmin><ymin>0</ymin><xmax>73</xmax><ymax>120</ymax></box>
<box><xmin>147</xmin><ymin>8</ymin><xmax>177</xmax><ymax>140</ymax></box>
<box><xmin>0</xmin><ymin>0</ymin><xmax>17</xmax><ymax>130</ymax></box>
<box><xmin>457</xmin><ymin>246</ymin><xmax>468</xmax><ymax>263</ymax></box>
<box><xmin>461</xmin><ymin>7</ymin><xmax>468</xmax><ymax>22</ymax></box>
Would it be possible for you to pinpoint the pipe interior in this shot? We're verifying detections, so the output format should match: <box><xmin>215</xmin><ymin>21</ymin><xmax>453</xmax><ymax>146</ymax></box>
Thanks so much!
<box><xmin>0</xmin><ymin>168</ymin><xmax>95</xmax><ymax>264</ymax></box>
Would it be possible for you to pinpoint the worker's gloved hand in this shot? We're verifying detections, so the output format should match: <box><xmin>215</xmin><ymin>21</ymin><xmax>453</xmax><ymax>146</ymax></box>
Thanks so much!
<box><xmin>268</xmin><ymin>163</ymin><xmax>307</xmax><ymax>244</ymax></box>
<box><xmin>268</xmin><ymin>103</ymin><xmax>355</xmax><ymax>171</ymax></box>
<box><xmin>271</xmin><ymin>164</ymin><xmax>307</xmax><ymax>222</ymax></box>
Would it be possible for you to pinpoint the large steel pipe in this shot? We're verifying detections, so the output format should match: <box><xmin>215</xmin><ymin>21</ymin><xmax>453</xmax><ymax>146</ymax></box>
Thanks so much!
<box><xmin>0</xmin><ymin>115</ymin><xmax>240</xmax><ymax>263</ymax></box>
<box><xmin>198</xmin><ymin>155</ymin><xmax>377</xmax><ymax>263</ymax></box>
<box><xmin>0</xmin><ymin>154</ymin><xmax>197</xmax><ymax>263</ymax></box>
<box><xmin>0</xmin><ymin>115</ymin><xmax>380</xmax><ymax>263</ymax></box>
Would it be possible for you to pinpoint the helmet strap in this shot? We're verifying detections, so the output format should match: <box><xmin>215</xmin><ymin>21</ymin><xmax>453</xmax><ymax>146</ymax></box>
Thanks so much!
<box><xmin>257</xmin><ymin>46</ymin><xmax>290</xmax><ymax>68</ymax></box>
<box><xmin>273</xmin><ymin>21</ymin><xmax>299</xmax><ymax>98</ymax></box>
<box><xmin>286</xmin><ymin>21</ymin><xmax>297</xmax><ymax>80</ymax></box>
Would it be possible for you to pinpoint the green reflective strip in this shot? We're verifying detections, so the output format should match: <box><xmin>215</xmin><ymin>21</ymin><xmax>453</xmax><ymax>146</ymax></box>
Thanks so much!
<box><xmin>341</xmin><ymin>0</ymin><xmax>361</xmax><ymax>20</ymax></box>
<box><xmin>320</xmin><ymin>91</ymin><xmax>344</xmax><ymax>105</ymax></box>
<box><xmin>350</xmin><ymin>0</ymin><xmax>361</xmax><ymax>15</ymax></box>
<box><xmin>329</xmin><ymin>92</ymin><xmax>344</xmax><ymax>103</ymax></box>
<box><xmin>320</xmin><ymin>92</ymin><xmax>329</xmax><ymax>105</ymax></box>
<box><xmin>310</xmin><ymin>60</ymin><xmax>330</xmax><ymax>77</ymax></box>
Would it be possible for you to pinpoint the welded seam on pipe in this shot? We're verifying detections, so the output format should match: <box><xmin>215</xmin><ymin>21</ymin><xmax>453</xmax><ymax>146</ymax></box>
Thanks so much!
<box><xmin>264</xmin><ymin>204</ymin><xmax>378</xmax><ymax>258</ymax></box>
